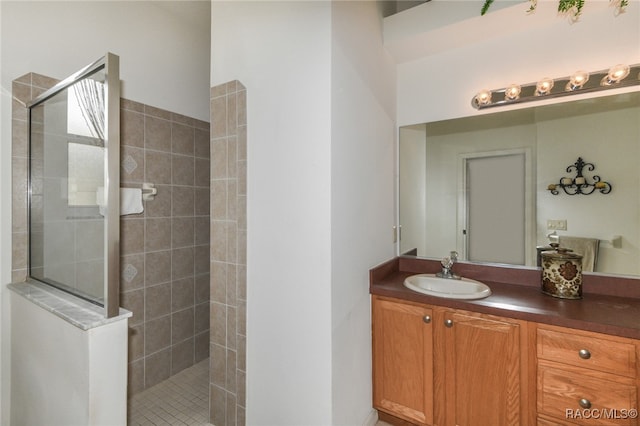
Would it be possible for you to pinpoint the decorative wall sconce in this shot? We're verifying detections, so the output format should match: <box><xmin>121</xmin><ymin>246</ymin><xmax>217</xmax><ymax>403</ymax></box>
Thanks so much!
<box><xmin>472</xmin><ymin>63</ymin><xmax>640</xmax><ymax>109</ymax></box>
<box><xmin>547</xmin><ymin>157</ymin><xmax>612</xmax><ymax>196</ymax></box>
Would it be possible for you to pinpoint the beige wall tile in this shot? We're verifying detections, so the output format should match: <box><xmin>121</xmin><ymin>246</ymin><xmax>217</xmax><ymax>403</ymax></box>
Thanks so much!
<box><xmin>195</xmin><ymin>273</ymin><xmax>211</xmax><ymax>304</ymax></box>
<box><xmin>129</xmin><ymin>324</ymin><xmax>145</xmax><ymax>362</ymax></box>
<box><xmin>145</xmin><ymin>282</ymin><xmax>171</xmax><ymax>320</ymax></box>
<box><xmin>121</xmin><ymin>288</ymin><xmax>144</xmax><ymax>326</ymax></box>
<box><xmin>172</xmin><ymin>155</ymin><xmax>195</xmax><ymax>186</ymax></box>
<box><xmin>121</xmin><ymin>146</ymin><xmax>144</xmax><ymax>184</ymax></box>
<box><xmin>195</xmin><ymin>302</ymin><xmax>210</xmax><ymax>334</ymax></box>
<box><xmin>144</xmin><ymin>348</ymin><xmax>171</xmax><ymax>388</ymax></box>
<box><xmin>121</xmin><ymin>109</ymin><xmax>144</xmax><ymax>148</ymax></box>
<box><xmin>171</xmin><ymin>338</ymin><xmax>195</xmax><ymax>375</ymax></box>
<box><xmin>121</xmin><ymin>253</ymin><xmax>145</xmax><ymax>292</ymax></box>
<box><xmin>145</xmin><ymin>218</ymin><xmax>171</xmax><ymax>252</ymax></box>
<box><xmin>195</xmin><ymin>128</ymin><xmax>211</xmax><ymax>158</ymax></box>
<box><xmin>172</xmin><ymin>186</ymin><xmax>195</xmax><ymax>217</ymax></box>
<box><xmin>145</xmin><ymin>116</ymin><xmax>172</xmax><ymax>152</ymax></box>
<box><xmin>145</xmin><ymin>250</ymin><xmax>172</xmax><ymax>287</ymax></box>
<box><xmin>172</xmin><ymin>277</ymin><xmax>195</xmax><ymax>311</ymax></box>
<box><xmin>210</xmin><ymin>384</ymin><xmax>226</xmax><ymax>426</ymax></box>
<box><xmin>144</xmin><ymin>184</ymin><xmax>172</xmax><ymax>218</ymax></box>
<box><xmin>145</xmin><ymin>150</ymin><xmax>172</xmax><ymax>185</ymax></box>
<box><xmin>121</xmin><ymin>218</ymin><xmax>145</xmax><ymax>255</ymax></box>
<box><xmin>172</xmin><ymin>122</ymin><xmax>195</xmax><ymax>155</ymax></box>
<box><xmin>172</xmin><ymin>307</ymin><xmax>195</xmax><ymax>343</ymax></box>
<box><xmin>172</xmin><ymin>217</ymin><xmax>195</xmax><ymax>248</ymax></box>
<box><xmin>145</xmin><ymin>315</ymin><xmax>171</xmax><ymax>355</ymax></box>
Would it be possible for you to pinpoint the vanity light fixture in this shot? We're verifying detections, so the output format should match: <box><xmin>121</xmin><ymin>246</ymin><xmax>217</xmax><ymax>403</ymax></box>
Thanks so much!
<box><xmin>472</xmin><ymin>63</ymin><xmax>640</xmax><ymax>109</ymax></box>
<box><xmin>535</xmin><ymin>78</ymin><xmax>554</xmax><ymax>96</ymax></box>
<box><xmin>602</xmin><ymin>64</ymin><xmax>630</xmax><ymax>86</ymax></box>
<box><xmin>547</xmin><ymin>157</ymin><xmax>612</xmax><ymax>196</ymax></box>
<box><xmin>566</xmin><ymin>71</ymin><xmax>589</xmax><ymax>91</ymax></box>
<box><xmin>505</xmin><ymin>84</ymin><xmax>521</xmax><ymax>100</ymax></box>
<box><xmin>475</xmin><ymin>89</ymin><xmax>492</xmax><ymax>106</ymax></box>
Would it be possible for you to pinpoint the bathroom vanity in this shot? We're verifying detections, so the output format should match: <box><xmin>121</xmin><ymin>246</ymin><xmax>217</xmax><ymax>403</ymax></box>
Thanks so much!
<box><xmin>370</xmin><ymin>256</ymin><xmax>640</xmax><ymax>426</ymax></box>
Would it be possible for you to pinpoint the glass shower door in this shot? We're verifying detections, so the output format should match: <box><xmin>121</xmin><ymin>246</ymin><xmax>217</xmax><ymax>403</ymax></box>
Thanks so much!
<box><xmin>28</xmin><ymin>53</ymin><xmax>121</xmax><ymax>317</ymax></box>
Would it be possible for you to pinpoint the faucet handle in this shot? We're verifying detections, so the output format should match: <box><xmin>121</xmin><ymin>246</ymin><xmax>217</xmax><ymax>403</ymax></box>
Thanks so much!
<box><xmin>441</xmin><ymin>256</ymin><xmax>453</xmax><ymax>269</ymax></box>
<box><xmin>450</xmin><ymin>251</ymin><xmax>458</xmax><ymax>263</ymax></box>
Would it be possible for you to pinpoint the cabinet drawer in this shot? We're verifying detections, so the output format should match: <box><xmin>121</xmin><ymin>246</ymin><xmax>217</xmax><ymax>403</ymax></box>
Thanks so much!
<box><xmin>538</xmin><ymin>365</ymin><xmax>638</xmax><ymax>426</ymax></box>
<box><xmin>538</xmin><ymin>327</ymin><xmax>637</xmax><ymax>377</ymax></box>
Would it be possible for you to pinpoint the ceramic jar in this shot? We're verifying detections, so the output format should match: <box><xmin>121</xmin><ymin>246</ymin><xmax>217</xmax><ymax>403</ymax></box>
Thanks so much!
<box><xmin>541</xmin><ymin>246</ymin><xmax>583</xmax><ymax>299</ymax></box>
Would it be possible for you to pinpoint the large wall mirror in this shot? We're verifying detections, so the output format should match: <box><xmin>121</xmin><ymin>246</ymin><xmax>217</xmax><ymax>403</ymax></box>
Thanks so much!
<box><xmin>399</xmin><ymin>90</ymin><xmax>640</xmax><ymax>277</ymax></box>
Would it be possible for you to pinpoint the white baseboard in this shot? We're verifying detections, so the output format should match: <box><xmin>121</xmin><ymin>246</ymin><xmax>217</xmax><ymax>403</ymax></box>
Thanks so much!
<box><xmin>362</xmin><ymin>408</ymin><xmax>379</xmax><ymax>426</ymax></box>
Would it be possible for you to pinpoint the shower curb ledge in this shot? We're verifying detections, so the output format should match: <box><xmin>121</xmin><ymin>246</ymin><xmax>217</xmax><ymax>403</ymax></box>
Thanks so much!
<box><xmin>8</xmin><ymin>279</ymin><xmax>131</xmax><ymax>330</ymax></box>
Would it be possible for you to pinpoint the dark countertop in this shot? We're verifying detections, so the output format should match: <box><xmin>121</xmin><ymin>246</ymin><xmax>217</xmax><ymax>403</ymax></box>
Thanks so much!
<box><xmin>370</xmin><ymin>256</ymin><xmax>640</xmax><ymax>340</ymax></box>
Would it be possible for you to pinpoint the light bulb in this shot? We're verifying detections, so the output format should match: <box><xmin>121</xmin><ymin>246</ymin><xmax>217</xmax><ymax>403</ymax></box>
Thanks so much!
<box><xmin>474</xmin><ymin>90</ymin><xmax>492</xmax><ymax>106</ymax></box>
<box><xmin>505</xmin><ymin>84</ymin><xmax>521</xmax><ymax>100</ymax></box>
<box><xmin>535</xmin><ymin>78</ymin><xmax>554</xmax><ymax>96</ymax></box>
<box><xmin>566</xmin><ymin>71</ymin><xmax>589</xmax><ymax>91</ymax></box>
<box><xmin>601</xmin><ymin>64</ymin><xmax>630</xmax><ymax>86</ymax></box>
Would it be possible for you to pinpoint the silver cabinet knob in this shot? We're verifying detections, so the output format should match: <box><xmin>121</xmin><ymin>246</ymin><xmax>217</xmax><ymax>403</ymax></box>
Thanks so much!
<box><xmin>423</xmin><ymin>315</ymin><xmax>431</xmax><ymax>324</ymax></box>
<box><xmin>579</xmin><ymin>349</ymin><xmax>591</xmax><ymax>359</ymax></box>
<box><xmin>579</xmin><ymin>398</ymin><xmax>592</xmax><ymax>409</ymax></box>
<box><xmin>444</xmin><ymin>319</ymin><xmax>453</xmax><ymax>328</ymax></box>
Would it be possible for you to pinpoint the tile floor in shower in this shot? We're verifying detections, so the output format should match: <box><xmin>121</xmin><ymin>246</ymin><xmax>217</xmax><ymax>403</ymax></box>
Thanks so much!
<box><xmin>127</xmin><ymin>358</ymin><xmax>394</xmax><ymax>426</ymax></box>
<box><xmin>128</xmin><ymin>358</ymin><xmax>212</xmax><ymax>426</ymax></box>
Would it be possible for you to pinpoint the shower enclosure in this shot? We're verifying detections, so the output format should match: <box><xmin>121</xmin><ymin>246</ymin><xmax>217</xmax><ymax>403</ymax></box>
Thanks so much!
<box><xmin>26</xmin><ymin>52</ymin><xmax>121</xmax><ymax>317</ymax></box>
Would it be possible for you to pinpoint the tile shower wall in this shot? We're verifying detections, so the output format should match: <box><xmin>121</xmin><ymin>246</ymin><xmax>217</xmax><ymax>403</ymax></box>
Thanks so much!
<box><xmin>11</xmin><ymin>73</ymin><xmax>57</xmax><ymax>283</ymax></box>
<box><xmin>11</xmin><ymin>73</ymin><xmax>210</xmax><ymax>396</ymax></box>
<box><xmin>120</xmin><ymin>99</ymin><xmax>211</xmax><ymax>394</ymax></box>
<box><xmin>209</xmin><ymin>81</ymin><xmax>247</xmax><ymax>426</ymax></box>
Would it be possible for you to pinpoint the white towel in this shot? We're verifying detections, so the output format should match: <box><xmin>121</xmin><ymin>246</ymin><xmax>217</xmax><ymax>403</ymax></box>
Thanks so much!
<box><xmin>559</xmin><ymin>236</ymin><xmax>600</xmax><ymax>272</ymax></box>
<box><xmin>96</xmin><ymin>187</ymin><xmax>144</xmax><ymax>216</ymax></box>
<box><xmin>120</xmin><ymin>188</ymin><xmax>144</xmax><ymax>215</ymax></box>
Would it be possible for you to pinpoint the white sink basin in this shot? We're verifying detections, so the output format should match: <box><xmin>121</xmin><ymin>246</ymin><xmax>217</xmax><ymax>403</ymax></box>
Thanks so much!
<box><xmin>403</xmin><ymin>274</ymin><xmax>492</xmax><ymax>300</ymax></box>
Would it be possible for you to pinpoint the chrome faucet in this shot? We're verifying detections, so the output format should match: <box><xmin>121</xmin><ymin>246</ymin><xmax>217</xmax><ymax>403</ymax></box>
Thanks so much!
<box><xmin>436</xmin><ymin>251</ymin><xmax>461</xmax><ymax>279</ymax></box>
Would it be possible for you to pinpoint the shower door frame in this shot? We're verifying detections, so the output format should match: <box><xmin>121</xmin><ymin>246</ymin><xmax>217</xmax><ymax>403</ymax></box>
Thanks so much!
<box><xmin>26</xmin><ymin>53</ymin><xmax>121</xmax><ymax>318</ymax></box>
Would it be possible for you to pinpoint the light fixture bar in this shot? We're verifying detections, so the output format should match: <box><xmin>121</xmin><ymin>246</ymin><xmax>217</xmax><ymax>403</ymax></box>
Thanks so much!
<box><xmin>472</xmin><ymin>63</ymin><xmax>640</xmax><ymax>110</ymax></box>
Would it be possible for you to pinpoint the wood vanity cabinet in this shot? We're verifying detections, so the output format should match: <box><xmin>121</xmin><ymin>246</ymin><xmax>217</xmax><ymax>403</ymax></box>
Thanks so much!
<box><xmin>372</xmin><ymin>296</ymin><xmax>532</xmax><ymax>426</ymax></box>
<box><xmin>372</xmin><ymin>296</ymin><xmax>434</xmax><ymax>425</ymax></box>
<box><xmin>439</xmin><ymin>309</ymin><xmax>531</xmax><ymax>426</ymax></box>
<box><xmin>536</xmin><ymin>324</ymin><xmax>640</xmax><ymax>426</ymax></box>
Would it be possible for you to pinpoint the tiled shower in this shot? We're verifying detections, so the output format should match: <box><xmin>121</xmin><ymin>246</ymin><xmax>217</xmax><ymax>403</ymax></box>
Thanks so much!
<box><xmin>119</xmin><ymin>99</ymin><xmax>211</xmax><ymax>394</ymax></box>
<box><xmin>208</xmin><ymin>81</ymin><xmax>247</xmax><ymax>426</ymax></box>
<box><xmin>12</xmin><ymin>73</ymin><xmax>211</xmax><ymax>394</ymax></box>
<box><xmin>12</xmin><ymin>73</ymin><xmax>247</xmax><ymax>425</ymax></box>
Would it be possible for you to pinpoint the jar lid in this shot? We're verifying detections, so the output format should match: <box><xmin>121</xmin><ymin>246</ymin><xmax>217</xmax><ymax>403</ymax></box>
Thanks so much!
<box><xmin>541</xmin><ymin>245</ymin><xmax>583</xmax><ymax>260</ymax></box>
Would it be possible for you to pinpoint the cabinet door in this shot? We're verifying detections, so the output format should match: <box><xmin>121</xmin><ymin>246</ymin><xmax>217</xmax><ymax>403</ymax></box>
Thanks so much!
<box><xmin>373</xmin><ymin>296</ymin><xmax>433</xmax><ymax>425</ymax></box>
<box><xmin>443</xmin><ymin>310</ymin><xmax>522</xmax><ymax>426</ymax></box>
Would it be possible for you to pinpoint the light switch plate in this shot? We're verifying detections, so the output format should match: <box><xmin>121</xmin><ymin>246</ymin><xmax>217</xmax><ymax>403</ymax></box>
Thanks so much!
<box><xmin>547</xmin><ymin>219</ymin><xmax>567</xmax><ymax>231</ymax></box>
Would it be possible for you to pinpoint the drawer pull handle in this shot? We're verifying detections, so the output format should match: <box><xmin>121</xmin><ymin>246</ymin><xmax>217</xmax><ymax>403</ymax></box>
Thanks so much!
<box><xmin>423</xmin><ymin>315</ymin><xmax>431</xmax><ymax>324</ymax></box>
<box><xmin>445</xmin><ymin>319</ymin><xmax>453</xmax><ymax>328</ymax></box>
<box><xmin>579</xmin><ymin>398</ymin><xmax>592</xmax><ymax>409</ymax></box>
<box><xmin>579</xmin><ymin>349</ymin><xmax>591</xmax><ymax>359</ymax></box>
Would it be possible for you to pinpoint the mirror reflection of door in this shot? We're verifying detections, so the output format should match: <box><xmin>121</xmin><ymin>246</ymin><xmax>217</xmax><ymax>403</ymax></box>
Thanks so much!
<box><xmin>463</xmin><ymin>153</ymin><xmax>526</xmax><ymax>265</ymax></box>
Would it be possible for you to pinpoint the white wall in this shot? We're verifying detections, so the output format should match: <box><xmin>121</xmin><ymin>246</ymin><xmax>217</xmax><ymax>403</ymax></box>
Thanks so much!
<box><xmin>537</xmin><ymin>104</ymin><xmax>640</xmax><ymax>275</ymax></box>
<box><xmin>11</xmin><ymin>292</ymin><xmax>128</xmax><ymax>426</ymax></box>
<box><xmin>211</xmin><ymin>1</ymin><xmax>396</xmax><ymax>424</ymax></box>
<box><xmin>330</xmin><ymin>1</ymin><xmax>396</xmax><ymax>424</ymax></box>
<box><xmin>211</xmin><ymin>2</ymin><xmax>334</xmax><ymax>424</ymax></box>
<box><xmin>392</xmin><ymin>0</ymin><xmax>640</xmax><ymax>125</ymax></box>
<box><xmin>0</xmin><ymin>3</ymin><xmax>210</xmax><ymax>423</ymax></box>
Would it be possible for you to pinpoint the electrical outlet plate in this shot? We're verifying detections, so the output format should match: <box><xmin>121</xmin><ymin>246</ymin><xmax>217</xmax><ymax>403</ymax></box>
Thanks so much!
<box><xmin>547</xmin><ymin>219</ymin><xmax>567</xmax><ymax>231</ymax></box>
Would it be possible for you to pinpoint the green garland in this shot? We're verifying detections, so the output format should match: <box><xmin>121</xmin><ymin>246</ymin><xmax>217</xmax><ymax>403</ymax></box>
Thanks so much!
<box><xmin>481</xmin><ymin>0</ymin><xmax>628</xmax><ymax>18</ymax></box>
